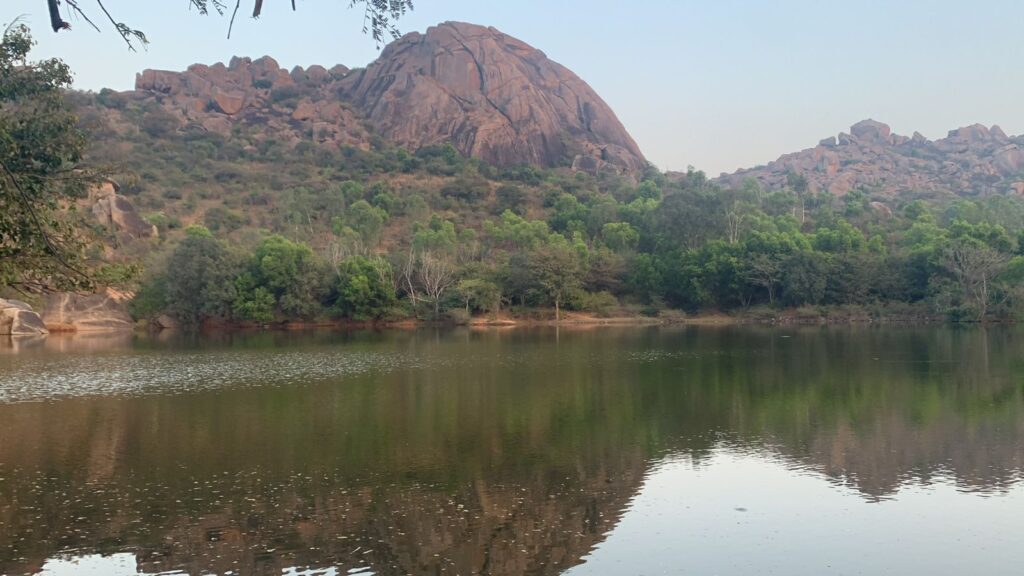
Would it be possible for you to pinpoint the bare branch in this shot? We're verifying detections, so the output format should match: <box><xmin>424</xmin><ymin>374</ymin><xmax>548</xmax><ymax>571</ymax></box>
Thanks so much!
<box><xmin>63</xmin><ymin>0</ymin><xmax>102</xmax><ymax>32</ymax></box>
<box><xmin>227</xmin><ymin>0</ymin><xmax>241</xmax><ymax>39</ymax></box>
<box><xmin>0</xmin><ymin>159</ymin><xmax>89</xmax><ymax>282</ymax></box>
<box><xmin>93</xmin><ymin>0</ymin><xmax>148</xmax><ymax>51</ymax></box>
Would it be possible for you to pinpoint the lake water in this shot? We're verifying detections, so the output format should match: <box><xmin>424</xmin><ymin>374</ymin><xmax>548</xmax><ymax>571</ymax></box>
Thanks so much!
<box><xmin>1</xmin><ymin>326</ymin><xmax>1023</xmax><ymax>575</ymax></box>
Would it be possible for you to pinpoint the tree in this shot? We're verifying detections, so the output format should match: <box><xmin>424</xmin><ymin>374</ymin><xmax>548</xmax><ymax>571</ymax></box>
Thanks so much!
<box><xmin>527</xmin><ymin>239</ymin><xmax>585</xmax><ymax>322</ymax></box>
<box><xmin>940</xmin><ymin>240</ymin><xmax>1011</xmax><ymax>320</ymax></box>
<box><xmin>336</xmin><ymin>255</ymin><xmax>396</xmax><ymax>320</ymax></box>
<box><xmin>601</xmin><ymin>222</ymin><xmax>639</xmax><ymax>252</ymax></box>
<box><xmin>1</xmin><ymin>25</ymin><xmax>100</xmax><ymax>293</ymax></box>
<box><xmin>456</xmin><ymin>274</ymin><xmax>501</xmax><ymax>315</ymax></box>
<box><xmin>164</xmin><ymin>226</ymin><xmax>239</xmax><ymax>328</ymax></box>
<box><xmin>780</xmin><ymin>250</ymin><xmax>827</xmax><ymax>306</ymax></box>
<box><xmin>416</xmin><ymin>251</ymin><xmax>457</xmax><ymax>318</ymax></box>
<box><xmin>240</xmin><ymin>235</ymin><xmax>328</xmax><ymax>320</ymax></box>
<box><xmin>337</xmin><ymin>200</ymin><xmax>388</xmax><ymax>248</ymax></box>
<box><xmin>745</xmin><ymin>254</ymin><xmax>782</xmax><ymax>305</ymax></box>
<box><xmin>46</xmin><ymin>0</ymin><xmax>414</xmax><ymax>49</ymax></box>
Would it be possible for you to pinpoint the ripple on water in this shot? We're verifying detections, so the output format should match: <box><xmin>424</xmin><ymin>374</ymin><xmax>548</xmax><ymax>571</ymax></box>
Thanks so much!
<box><xmin>0</xmin><ymin>349</ymin><xmax>416</xmax><ymax>404</ymax></box>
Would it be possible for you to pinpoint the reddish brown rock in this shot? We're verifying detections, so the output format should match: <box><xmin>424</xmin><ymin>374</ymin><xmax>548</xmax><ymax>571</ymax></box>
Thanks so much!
<box><xmin>291</xmin><ymin>100</ymin><xmax>316</xmax><ymax>121</ymax></box>
<box><xmin>948</xmin><ymin>124</ymin><xmax>990</xmax><ymax>141</ymax></box>
<box><xmin>721</xmin><ymin>118</ymin><xmax>1024</xmax><ymax>198</ymax></box>
<box><xmin>850</xmin><ymin>119</ymin><xmax>892</xmax><ymax>143</ymax></box>
<box><xmin>328</xmin><ymin>64</ymin><xmax>350</xmax><ymax>79</ymax></box>
<box><xmin>89</xmin><ymin>182</ymin><xmax>158</xmax><ymax>240</ymax></box>
<box><xmin>340</xmin><ymin>21</ymin><xmax>645</xmax><ymax>171</ymax></box>
<box><xmin>212</xmin><ymin>88</ymin><xmax>246</xmax><ymax>115</ymax></box>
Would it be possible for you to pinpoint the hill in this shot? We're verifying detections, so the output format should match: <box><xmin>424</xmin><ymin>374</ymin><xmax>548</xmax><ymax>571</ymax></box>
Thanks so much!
<box><xmin>719</xmin><ymin>119</ymin><xmax>1024</xmax><ymax>199</ymax></box>
<box><xmin>47</xmin><ymin>24</ymin><xmax>1024</xmax><ymax>328</ymax></box>
<box><xmin>124</xmin><ymin>21</ymin><xmax>644</xmax><ymax>174</ymax></box>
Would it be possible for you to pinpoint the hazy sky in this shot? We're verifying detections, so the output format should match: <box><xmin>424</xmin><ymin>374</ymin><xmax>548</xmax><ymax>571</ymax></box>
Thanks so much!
<box><xmin>13</xmin><ymin>0</ymin><xmax>1024</xmax><ymax>174</ymax></box>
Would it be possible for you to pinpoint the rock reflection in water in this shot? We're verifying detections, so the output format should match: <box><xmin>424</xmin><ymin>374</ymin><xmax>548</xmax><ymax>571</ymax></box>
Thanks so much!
<box><xmin>0</xmin><ymin>326</ymin><xmax>1023</xmax><ymax>574</ymax></box>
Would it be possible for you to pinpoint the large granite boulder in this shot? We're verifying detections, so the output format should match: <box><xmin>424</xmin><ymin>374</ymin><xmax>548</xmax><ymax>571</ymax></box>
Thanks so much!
<box><xmin>340</xmin><ymin>21</ymin><xmax>646</xmax><ymax>171</ymax></box>
<box><xmin>41</xmin><ymin>290</ymin><xmax>134</xmax><ymax>333</ymax></box>
<box><xmin>850</xmin><ymin>119</ymin><xmax>892</xmax><ymax>143</ymax></box>
<box><xmin>212</xmin><ymin>88</ymin><xmax>247</xmax><ymax>115</ymax></box>
<box><xmin>0</xmin><ymin>299</ymin><xmax>48</xmax><ymax>336</ymax></box>
<box><xmin>90</xmin><ymin>181</ymin><xmax>158</xmax><ymax>240</ymax></box>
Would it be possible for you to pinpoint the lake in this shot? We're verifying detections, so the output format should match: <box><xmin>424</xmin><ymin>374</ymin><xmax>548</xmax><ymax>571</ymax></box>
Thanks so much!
<box><xmin>1</xmin><ymin>326</ymin><xmax>1023</xmax><ymax>575</ymax></box>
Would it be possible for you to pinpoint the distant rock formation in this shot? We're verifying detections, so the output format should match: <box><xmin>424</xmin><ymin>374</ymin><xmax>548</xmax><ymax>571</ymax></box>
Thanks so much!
<box><xmin>118</xmin><ymin>22</ymin><xmax>645</xmax><ymax>173</ymax></box>
<box><xmin>720</xmin><ymin>119</ymin><xmax>1024</xmax><ymax>197</ymax></box>
<box><xmin>131</xmin><ymin>55</ymin><xmax>372</xmax><ymax>149</ymax></box>
<box><xmin>340</xmin><ymin>21</ymin><xmax>646</xmax><ymax>172</ymax></box>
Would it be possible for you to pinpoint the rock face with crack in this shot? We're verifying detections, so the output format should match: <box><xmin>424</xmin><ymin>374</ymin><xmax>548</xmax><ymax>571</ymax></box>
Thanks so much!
<box><xmin>340</xmin><ymin>21</ymin><xmax>647</xmax><ymax>172</ymax></box>
<box><xmin>89</xmin><ymin>181</ymin><xmax>158</xmax><ymax>241</ymax></box>
<box><xmin>41</xmin><ymin>290</ymin><xmax>134</xmax><ymax>333</ymax></box>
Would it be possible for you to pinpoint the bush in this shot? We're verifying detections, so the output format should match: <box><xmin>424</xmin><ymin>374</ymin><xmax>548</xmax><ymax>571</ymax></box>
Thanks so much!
<box><xmin>568</xmin><ymin>290</ymin><xmax>620</xmax><ymax>316</ymax></box>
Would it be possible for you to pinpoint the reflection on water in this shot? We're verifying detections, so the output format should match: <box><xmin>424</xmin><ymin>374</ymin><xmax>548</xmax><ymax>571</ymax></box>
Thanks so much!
<box><xmin>1</xmin><ymin>326</ymin><xmax>1024</xmax><ymax>575</ymax></box>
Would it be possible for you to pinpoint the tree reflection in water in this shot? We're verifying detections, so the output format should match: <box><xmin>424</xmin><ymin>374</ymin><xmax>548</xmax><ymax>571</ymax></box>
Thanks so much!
<box><xmin>1</xmin><ymin>326</ymin><xmax>1022</xmax><ymax>574</ymax></box>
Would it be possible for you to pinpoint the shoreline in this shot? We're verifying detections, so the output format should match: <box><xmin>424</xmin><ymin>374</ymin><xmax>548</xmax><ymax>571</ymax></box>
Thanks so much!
<box><xmin>132</xmin><ymin>308</ymin><xmax>991</xmax><ymax>334</ymax></box>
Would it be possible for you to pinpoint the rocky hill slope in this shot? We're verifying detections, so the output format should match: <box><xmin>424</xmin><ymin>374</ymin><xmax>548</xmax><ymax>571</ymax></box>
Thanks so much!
<box><xmin>122</xmin><ymin>21</ymin><xmax>644</xmax><ymax>174</ymax></box>
<box><xmin>720</xmin><ymin>119</ymin><xmax>1024</xmax><ymax>198</ymax></box>
<box><xmin>340</xmin><ymin>21</ymin><xmax>646</xmax><ymax>172</ymax></box>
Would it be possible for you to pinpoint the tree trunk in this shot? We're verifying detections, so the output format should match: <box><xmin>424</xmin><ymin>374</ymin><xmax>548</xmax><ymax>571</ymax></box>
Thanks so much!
<box><xmin>555</xmin><ymin>296</ymin><xmax>560</xmax><ymax>323</ymax></box>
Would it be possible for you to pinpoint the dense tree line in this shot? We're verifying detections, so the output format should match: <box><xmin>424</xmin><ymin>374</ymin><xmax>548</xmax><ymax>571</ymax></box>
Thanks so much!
<box><xmin>131</xmin><ymin>162</ymin><xmax>1024</xmax><ymax>327</ymax></box>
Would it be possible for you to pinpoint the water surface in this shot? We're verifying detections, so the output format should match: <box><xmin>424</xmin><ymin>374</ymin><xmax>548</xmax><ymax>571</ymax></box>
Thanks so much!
<box><xmin>1</xmin><ymin>326</ymin><xmax>1023</xmax><ymax>575</ymax></box>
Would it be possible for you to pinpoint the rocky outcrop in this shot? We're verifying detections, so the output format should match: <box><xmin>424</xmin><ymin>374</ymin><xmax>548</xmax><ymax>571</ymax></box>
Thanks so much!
<box><xmin>112</xmin><ymin>23</ymin><xmax>648</xmax><ymax>173</ymax></box>
<box><xmin>0</xmin><ymin>299</ymin><xmax>48</xmax><ymax>336</ymax></box>
<box><xmin>849</xmin><ymin>119</ymin><xmax>892</xmax><ymax>143</ymax></box>
<box><xmin>89</xmin><ymin>181</ymin><xmax>158</xmax><ymax>240</ymax></box>
<box><xmin>40</xmin><ymin>290</ymin><xmax>134</xmax><ymax>332</ymax></box>
<box><xmin>131</xmin><ymin>55</ymin><xmax>371</xmax><ymax>151</ymax></box>
<box><xmin>211</xmin><ymin>88</ymin><xmax>246</xmax><ymax>115</ymax></box>
<box><xmin>721</xmin><ymin>119</ymin><xmax>1024</xmax><ymax>197</ymax></box>
<box><xmin>340</xmin><ymin>22</ymin><xmax>646</xmax><ymax>172</ymax></box>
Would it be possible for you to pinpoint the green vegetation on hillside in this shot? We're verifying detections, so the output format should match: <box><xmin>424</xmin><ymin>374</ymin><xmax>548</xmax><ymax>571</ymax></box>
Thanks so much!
<box><xmin>7</xmin><ymin>28</ymin><xmax>1019</xmax><ymax>327</ymax></box>
<box><xmin>94</xmin><ymin>93</ymin><xmax>1024</xmax><ymax>325</ymax></box>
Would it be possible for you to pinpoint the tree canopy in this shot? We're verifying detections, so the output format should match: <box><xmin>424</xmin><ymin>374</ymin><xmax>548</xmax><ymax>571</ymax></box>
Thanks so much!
<box><xmin>0</xmin><ymin>23</ymin><xmax>100</xmax><ymax>293</ymax></box>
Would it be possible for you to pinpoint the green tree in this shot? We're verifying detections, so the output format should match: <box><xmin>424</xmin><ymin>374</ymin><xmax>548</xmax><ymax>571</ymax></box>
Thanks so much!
<box><xmin>336</xmin><ymin>256</ymin><xmax>397</xmax><ymax>320</ymax></box>
<box><xmin>456</xmin><ymin>276</ymin><xmax>502</xmax><ymax>315</ymax></box>
<box><xmin>780</xmin><ymin>250</ymin><xmax>828</xmax><ymax>306</ymax></box>
<box><xmin>527</xmin><ymin>238</ymin><xmax>585</xmax><ymax>321</ymax></box>
<box><xmin>601</xmin><ymin>222</ymin><xmax>640</xmax><ymax>252</ymax></box>
<box><xmin>163</xmin><ymin>226</ymin><xmax>239</xmax><ymax>329</ymax></box>
<box><xmin>0</xmin><ymin>25</ymin><xmax>99</xmax><ymax>293</ymax></box>
<box><xmin>338</xmin><ymin>200</ymin><xmax>388</xmax><ymax>247</ymax></box>
<box><xmin>240</xmin><ymin>235</ymin><xmax>327</xmax><ymax>320</ymax></box>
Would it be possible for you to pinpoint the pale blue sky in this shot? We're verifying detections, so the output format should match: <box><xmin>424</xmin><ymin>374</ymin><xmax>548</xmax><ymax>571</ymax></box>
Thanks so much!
<box><xmin>11</xmin><ymin>1</ymin><xmax>1024</xmax><ymax>174</ymax></box>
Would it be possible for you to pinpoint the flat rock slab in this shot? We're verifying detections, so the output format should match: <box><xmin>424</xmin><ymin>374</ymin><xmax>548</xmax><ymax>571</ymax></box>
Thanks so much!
<box><xmin>41</xmin><ymin>292</ymin><xmax>133</xmax><ymax>332</ymax></box>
